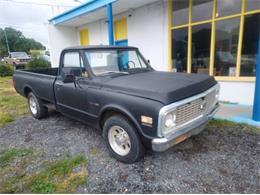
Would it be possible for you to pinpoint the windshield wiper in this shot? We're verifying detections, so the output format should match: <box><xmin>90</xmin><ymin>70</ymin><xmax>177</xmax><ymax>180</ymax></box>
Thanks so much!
<box><xmin>99</xmin><ymin>71</ymin><xmax>129</xmax><ymax>76</ymax></box>
<box><xmin>127</xmin><ymin>68</ymin><xmax>152</xmax><ymax>74</ymax></box>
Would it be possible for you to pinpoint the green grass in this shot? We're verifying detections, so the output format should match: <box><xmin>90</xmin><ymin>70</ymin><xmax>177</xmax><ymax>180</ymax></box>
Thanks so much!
<box><xmin>208</xmin><ymin>118</ymin><xmax>236</xmax><ymax>127</ymax></box>
<box><xmin>29</xmin><ymin>155</ymin><xmax>87</xmax><ymax>193</ymax></box>
<box><xmin>0</xmin><ymin>148</ymin><xmax>88</xmax><ymax>193</ymax></box>
<box><xmin>90</xmin><ymin>148</ymin><xmax>98</xmax><ymax>156</ymax></box>
<box><xmin>208</xmin><ymin>119</ymin><xmax>259</xmax><ymax>133</ymax></box>
<box><xmin>0</xmin><ymin>113</ymin><xmax>14</xmax><ymax>126</ymax></box>
<box><xmin>0</xmin><ymin>76</ymin><xmax>28</xmax><ymax>127</ymax></box>
<box><xmin>0</xmin><ymin>148</ymin><xmax>33</xmax><ymax>168</ymax></box>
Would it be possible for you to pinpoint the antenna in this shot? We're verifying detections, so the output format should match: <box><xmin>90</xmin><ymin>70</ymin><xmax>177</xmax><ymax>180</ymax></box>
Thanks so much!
<box><xmin>3</xmin><ymin>29</ymin><xmax>10</xmax><ymax>54</ymax></box>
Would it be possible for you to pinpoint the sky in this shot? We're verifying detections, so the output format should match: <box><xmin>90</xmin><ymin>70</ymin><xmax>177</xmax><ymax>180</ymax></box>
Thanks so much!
<box><xmin>0</xmin><ymin>0</ymin><xmax>81</xmax><ymax>48</ymax></box>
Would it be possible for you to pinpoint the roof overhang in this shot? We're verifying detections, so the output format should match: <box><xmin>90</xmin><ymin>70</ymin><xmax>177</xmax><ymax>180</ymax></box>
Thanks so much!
<box><xmin>49</xmin><ymin>0</ymin><xmax>117</xmax><ymax>25</ymax></box>
<box><xmin>49</xmin><ymin>0</ymin><xmax>159</xmax><ymax>27</ymax></box>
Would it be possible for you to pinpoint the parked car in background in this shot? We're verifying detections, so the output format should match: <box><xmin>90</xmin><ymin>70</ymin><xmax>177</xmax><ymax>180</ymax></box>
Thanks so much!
<box><xmin>13</xmin><ymin>45</ymin><xmax>220</xmax><ymax>163</ymax></box>
<box><xmin>4</xmin><ymin>52</ymin><xmax>31</xmax><ymax>69</ymax></box>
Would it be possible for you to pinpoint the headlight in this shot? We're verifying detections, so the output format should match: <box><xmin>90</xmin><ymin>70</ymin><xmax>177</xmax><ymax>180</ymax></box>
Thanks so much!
<box><xmin>163</xmin><ymin>110</ymin><xmax>177</xmax><ymax>134</ymax></box>
<box><xmin>165</xmin><ymin>112</ymin><xmax>176</xmax><ymax>127</ymax></box>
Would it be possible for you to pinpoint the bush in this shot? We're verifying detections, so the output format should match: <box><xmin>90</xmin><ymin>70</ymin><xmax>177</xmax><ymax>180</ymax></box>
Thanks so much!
<box><xmin>0</xmin><ymin>63</ymin><xmax>14</xmax><ymax>77</ymax></box>
<box><xmin>26</xmin><ymin>58</ymin><xmax>51</xmax><ymax>70</ymax></box>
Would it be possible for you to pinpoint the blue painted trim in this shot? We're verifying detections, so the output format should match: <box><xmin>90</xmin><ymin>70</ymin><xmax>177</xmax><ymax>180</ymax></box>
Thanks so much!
<box><xmin>106</xmin><ymin>3</ymin><xmax>114</xmax><ymax>45</ymax></box>
<box><xmin>115</xmin><ymin>39</ymin><xmax>128</xmax><ymax>47</ymax></box>
<box><xmin>49</xmin><ymin>0</ymin><xmax>117</xmax><ymax>25</ymax></box>
<box><xmin>253</xmin><ymin>36</ymin><xmax>260</xmax><ymax>121</ymax></box>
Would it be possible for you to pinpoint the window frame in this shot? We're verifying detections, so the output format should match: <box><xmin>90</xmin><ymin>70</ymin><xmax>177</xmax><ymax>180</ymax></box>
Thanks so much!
<box><xmin>83</xmin><ymin>48</ymin><xmax>152</xmax><ymax>76</ymax></box>
<box><xmin>168</xmin><ymin>0</ymin><xmax>260</xmax><ymax>82</ymax></box>
<box><xmin>59</xmin><ymin>50</ymin><xmax>89</xmax><ymax>79</ymax></box>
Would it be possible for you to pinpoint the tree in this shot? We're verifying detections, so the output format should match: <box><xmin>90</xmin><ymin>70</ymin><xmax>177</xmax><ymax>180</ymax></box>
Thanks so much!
<box><xmin>0</xmin><ymin>27</ymin><xmax>45</xmax><ymax>57</ymax></box>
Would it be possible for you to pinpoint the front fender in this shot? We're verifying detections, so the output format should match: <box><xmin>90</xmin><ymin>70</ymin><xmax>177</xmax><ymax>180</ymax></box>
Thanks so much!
<box><xmin>99</xmin><ymin>104</ymin><xmax>146</xmax><ymax>138</ymax></box>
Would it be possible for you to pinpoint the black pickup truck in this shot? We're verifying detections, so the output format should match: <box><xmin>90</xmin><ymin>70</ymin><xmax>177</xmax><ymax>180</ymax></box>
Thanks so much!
<box><xmin>13</xmin><ymin>46</ymin><xmax>219</xmax><ymax>163</ymax></box>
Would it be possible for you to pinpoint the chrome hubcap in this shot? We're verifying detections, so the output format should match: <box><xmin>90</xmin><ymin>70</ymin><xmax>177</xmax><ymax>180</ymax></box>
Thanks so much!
<box><xmin>29</xmin><ymin>96</ymin><xmax>37</xmax><ymax>115</ymax></box>
<box><xmin>108</xmin><ymin>125</ymin><xmax>131</xmax><ymax>156</ymax></box>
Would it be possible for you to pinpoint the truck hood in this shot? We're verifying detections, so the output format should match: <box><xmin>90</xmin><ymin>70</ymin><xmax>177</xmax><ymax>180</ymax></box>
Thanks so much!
<box><xmin>102</xmin><ymin>71</ymin><xmax>217</xmax><ymax>105</ymax></box>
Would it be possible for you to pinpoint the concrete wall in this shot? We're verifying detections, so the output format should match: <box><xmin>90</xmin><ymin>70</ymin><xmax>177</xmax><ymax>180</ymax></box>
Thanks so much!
<box><xmin>48</xmin><ymin>24</ymin><xmax>79</xmax><ymax>67</ymax></box>
<box><xmin>128</xmin><ymin>0</ymin><xmax>168</xmax><ymax>71</ymax></box>
<box><xmin>78</xmin><ymin>19</ymin><xmax>108</xmax><ymax>45</ymax></box>
<box><xmin>218</xmin><ymin>81</ymin><xmax>255</xmax><ymax>105</ymax></box>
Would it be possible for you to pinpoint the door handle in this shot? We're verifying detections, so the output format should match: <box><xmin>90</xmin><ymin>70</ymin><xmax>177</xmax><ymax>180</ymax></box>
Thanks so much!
<box><xmin>56</xmin><ymin>83</ymin><xmax>63</xmax><ymax>91</ymax></box>
<box><xmin>56</xmin><ymin>83</ymin><xmax>63</xmax><ymax>87</ymax></box>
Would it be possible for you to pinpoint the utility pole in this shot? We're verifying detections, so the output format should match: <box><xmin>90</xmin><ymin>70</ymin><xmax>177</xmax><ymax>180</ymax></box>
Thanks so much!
<box><xmin>3</xmin><ymin>29</ymin><xmax>10</xmax><ymax>55</ymax></box>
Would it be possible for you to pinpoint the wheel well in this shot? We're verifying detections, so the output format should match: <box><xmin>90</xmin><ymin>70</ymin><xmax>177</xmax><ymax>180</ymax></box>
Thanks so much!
<box><xmin>24</xmin><ymin>87</ymin><xmax>32</xmax><ymax>97</ymax></box>
<box><xmin>100</xmin><ymin>110</ymin><xmax>137</xmax><ymax>131</ymax></box>
<box><xmin>100</xmin><ymin>109</ymin><xmax>146</xmax><ymax>147</ymax></box>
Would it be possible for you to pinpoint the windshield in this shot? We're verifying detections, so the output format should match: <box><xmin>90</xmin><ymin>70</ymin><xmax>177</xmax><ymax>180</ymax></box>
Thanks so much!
<box><xmin>11</xmin><ymin>52</ymin><xmax>28</xmax><ymax>58</ymax></box>
<box><xmin>84</xmin><ymin>49</ymin><xmax>150</xmax><ymax>75</ymax></box>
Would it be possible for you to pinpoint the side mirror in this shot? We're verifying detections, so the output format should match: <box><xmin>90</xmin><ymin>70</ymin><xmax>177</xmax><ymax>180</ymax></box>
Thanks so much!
<box><xmin>147</xmin><ymin>59</ymin><xmax>150</xmax><ymax>64</ymax></box>
<box><xmin>62</xmin><ymin>74</ymin><xmax>75</xmax><ymax>83</ymax></box>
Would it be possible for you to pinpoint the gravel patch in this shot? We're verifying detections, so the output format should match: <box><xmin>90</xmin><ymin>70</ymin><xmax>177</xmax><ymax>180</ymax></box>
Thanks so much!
<box><xmin>0</xmin><ymin>113</ymin><xmax>259</xmax><ymax>193</ymax></box>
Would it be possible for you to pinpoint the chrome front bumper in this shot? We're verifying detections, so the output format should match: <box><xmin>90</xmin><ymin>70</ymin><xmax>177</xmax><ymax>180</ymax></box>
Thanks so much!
<box><xmin>152</xmin><ymin>103</ymin><xmax>219</xmax><ymax>152</ymax></box>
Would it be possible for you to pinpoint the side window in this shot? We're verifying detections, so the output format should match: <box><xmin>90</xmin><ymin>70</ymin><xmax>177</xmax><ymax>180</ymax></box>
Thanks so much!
<box><xmin>63</xmin><ymin>52</ymin><xmax>81</xmax><ymax>68</ymax></box>
<box><xmin>62</xmin><ymin>52</ymin><xmax>87</xmax><ymax>78</ymax></box>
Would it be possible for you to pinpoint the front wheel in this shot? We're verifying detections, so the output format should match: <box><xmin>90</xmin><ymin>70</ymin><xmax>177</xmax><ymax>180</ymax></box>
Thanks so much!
<box><xmin>103</xmin><ymin>115</ymin><xmax>145</xmax><ymax>163</ymax></box>
<box><xmin>27</xmin><ymin>92</ymin><xmax>48</xmax><ymax>119</ymax></box>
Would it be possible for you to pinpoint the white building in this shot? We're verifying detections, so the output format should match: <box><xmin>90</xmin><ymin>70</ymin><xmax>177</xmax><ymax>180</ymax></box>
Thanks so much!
<box><xmin>48</xmin><ymin>0</ymin><xmax>260</xmax><ymax>112</ymax></box>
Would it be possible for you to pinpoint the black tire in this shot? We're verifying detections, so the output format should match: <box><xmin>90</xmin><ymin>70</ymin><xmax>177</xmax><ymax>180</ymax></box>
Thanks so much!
<box><xmin>103</xmin><ymin>115</ymin><xmax>145</xmax><ymax>163</ymax></box>
<box><xmin>27</xmin><ymin>92</ymin><xmax>48</xmax><ymax>119</ymax></box>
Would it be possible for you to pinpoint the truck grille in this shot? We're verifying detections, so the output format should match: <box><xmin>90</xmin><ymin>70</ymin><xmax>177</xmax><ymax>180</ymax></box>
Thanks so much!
<box><xmin>175</xmin><ymin>90</ymin><xmax>216</xmax><ymax>126</ymax></box>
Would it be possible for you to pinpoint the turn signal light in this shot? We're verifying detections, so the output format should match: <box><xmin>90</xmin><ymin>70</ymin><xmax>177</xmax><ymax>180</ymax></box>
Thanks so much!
<box><xmin>141</xmin><ymin>116</ymin><xmax>153</xmax><ymax>126</ymax></box>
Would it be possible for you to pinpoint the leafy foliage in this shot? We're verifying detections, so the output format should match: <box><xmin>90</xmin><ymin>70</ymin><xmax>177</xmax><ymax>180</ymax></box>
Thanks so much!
<box><xmin>0</xmin><ymin>63</ymin><xmax>14</xmax><ymax>77</ymax></box>
<box><xmin>0</xmin><ymin>27</ymin><xmax>45</xmax><ymax>57</ymax></box>
<box><xmin>26</xmin><ymin>58</ymin><xmax>51</xmax><ymax>70</ymax></box>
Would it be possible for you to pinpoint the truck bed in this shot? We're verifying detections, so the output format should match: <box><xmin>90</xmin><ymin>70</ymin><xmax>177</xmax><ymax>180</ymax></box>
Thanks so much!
<box><xmin>24</xmin><ymin>68</ymin><xmax>59</xmax><ymax>76</ymax></box>
<box><xmin>13</xmin><ymin>68</ymin><xmax>58</xmax><ymax>104</ymax></box>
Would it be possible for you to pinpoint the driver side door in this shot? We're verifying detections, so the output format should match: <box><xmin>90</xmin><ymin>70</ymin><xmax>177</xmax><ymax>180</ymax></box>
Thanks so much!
<box><xmin>54</xmin><ymin>51</ymin><xmax>90</xmax><ymax>121</ymax></box>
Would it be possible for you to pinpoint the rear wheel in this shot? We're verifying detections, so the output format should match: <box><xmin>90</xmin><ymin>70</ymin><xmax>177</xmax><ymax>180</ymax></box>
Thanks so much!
<box><xmin>27</xmin><ymin>92</ymin><xmax>48</xmax><ymax>119</ymax></box>
<box><xmin>103</xmin><ymin>115</ymin><xmax>145</xmax><ymax>163</ymax></box>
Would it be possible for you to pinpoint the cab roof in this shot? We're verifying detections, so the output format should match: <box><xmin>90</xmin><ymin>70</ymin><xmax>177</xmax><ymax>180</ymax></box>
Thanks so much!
<box><xmin>63</xmin><ymin>45</ymin><xmax>138</xmax><ymax>51</ymax></box>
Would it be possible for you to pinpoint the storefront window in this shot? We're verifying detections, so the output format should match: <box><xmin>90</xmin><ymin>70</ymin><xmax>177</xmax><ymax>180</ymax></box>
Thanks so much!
<box><xmin>214</xmin><ymin>18</ymin><xmax>240</xmax><ymax>76</ymax></box>
<box><xmin>191</xmin><ymin>23</ymin><xmax>211</xmax><ymax>74</ymax></box>
<box><xmin>172</xmin><ymin>28</ymin><xmax>188</xmax><ymax>72</ymax></box>
<box><xmin>172</xmin><ymin>0</ymin><xmax>189</xmax><ymax>26</ymax></box>
<box><xmin>246</xmin><ymin>0</ymin><xmax>260</xmax><ymax>11</ymax></box>
<box><xmin>240</xmin><ymin>13</ymin><xmax>260</xmax><ymax>77</ymax></box>
<box><xmin>170</xmin><ymin>0</ymin><xmax>259</xmax><ymax>80</ymax></box>
<box><xmin>192</xmin><ymin>0</ymin><xmax>213</xmax><ymax>22</ymax></box>
<box><xmin>216</xmin><ymin>0</ymin><xmax>242</xmax><ymax>17</ymax></box>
